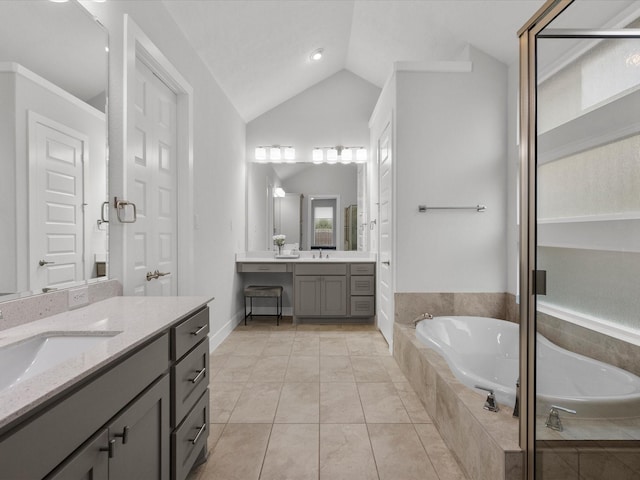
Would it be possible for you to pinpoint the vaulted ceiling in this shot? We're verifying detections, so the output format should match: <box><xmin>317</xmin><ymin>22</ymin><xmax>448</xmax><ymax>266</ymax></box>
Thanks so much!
<box><xmin>163</xmin><ymin>0</ymin><xmax>639</xmax><ymax>122</ymax></box>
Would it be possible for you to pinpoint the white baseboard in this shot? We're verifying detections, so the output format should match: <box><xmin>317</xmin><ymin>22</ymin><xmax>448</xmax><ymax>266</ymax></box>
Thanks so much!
<box><xmin>209</xmin><ymin>310</ymin><xmax>243</xmax><ymax>352</ymax></box>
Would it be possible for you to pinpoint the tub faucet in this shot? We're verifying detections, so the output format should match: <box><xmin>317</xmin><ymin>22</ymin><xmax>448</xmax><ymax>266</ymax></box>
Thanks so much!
<box><xmin>545</xmin><ymin>405</ymin><xmax>576</xmax><ymax>432</ymax></box>
<box><xmin>475</xmin><ymin>385</ymin><xmax>500</xmax><ymax>412</ymax></box>
<box><xmin>412</xmin><ymin>312</ymin><xmax>433</xmax><ymax>327</ymax></box>
<box><xmin>319</xmin><ymin>249</ymin><xmax>323</xmax><ymax>258</ymax></box>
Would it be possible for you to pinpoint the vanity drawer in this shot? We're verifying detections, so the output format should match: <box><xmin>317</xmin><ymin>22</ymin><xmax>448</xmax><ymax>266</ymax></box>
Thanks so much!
<box><xmin>350</xmin><ymin>296</ymin><xmax>375</xmax><ymax>317</ymax></box>
<box><xmin>350</xmin><ymin>276</ymin><xmax>374</xmax><ymax>295</ymax></box>
<box><xmin>172</xmin><ymin>339</ymin><xmax>209</xmax><ymax>427</ymax></box>
<box><xmin>295</xmin><ymin>263</ymin><xmax>346</xmax><ymax>275</ymax></box>
<box><xmin>173</xmin><ymin>389</ymin><xmax>209</xmax><ymax>480</ymax></box>
<box><xmin>350</xmin><ymin>263</ymin><xmax>375</xmax><ymax>275</ymax></box>
<box><xmin>173</xmin><ymin>307</ymin><xmax>210</xmax><ymax>361</ymax></box>
<box><xmin>237</xmin><ymin>262</ymin><xmax>289</xmax><ymax>273</ymax></box>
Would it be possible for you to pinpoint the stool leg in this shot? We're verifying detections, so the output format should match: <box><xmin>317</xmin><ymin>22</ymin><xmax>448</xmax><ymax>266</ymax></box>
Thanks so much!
<box><xmin>244</xmin><ymin>296</ymin><xmax>248</xmax><ymax>325</ymax></box>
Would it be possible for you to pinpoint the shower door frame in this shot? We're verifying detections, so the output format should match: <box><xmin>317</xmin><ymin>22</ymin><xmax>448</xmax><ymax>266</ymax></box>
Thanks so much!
<box><xmin>518</xmin><ymin>1</ymin><xmax>640</xmax><ymax>478</ymax></box>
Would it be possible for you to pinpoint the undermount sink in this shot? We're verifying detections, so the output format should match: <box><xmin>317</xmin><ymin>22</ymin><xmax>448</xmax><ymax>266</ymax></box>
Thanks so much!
<box><xmin>0</xmin><ymin>332</ymin><xmax>121</xmax><ymax>391</ymax></box>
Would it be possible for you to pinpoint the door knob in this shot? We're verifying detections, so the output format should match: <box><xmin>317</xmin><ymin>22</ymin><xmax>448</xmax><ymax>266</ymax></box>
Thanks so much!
<box><xmin>38</xmin><ymin>260</ymin><xmax>55</xmax><ymax>266</ymax></box>
<box><xmin>382</xmin><ymin>261</ymin><xmax>390</xmax><ymax>266</ymax></box>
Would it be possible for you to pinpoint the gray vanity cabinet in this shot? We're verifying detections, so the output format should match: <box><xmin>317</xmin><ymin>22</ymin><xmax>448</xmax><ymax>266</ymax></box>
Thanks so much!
<box><xmin>294</xmin><ymin>264</ymin><xmax>347</xmax><ymax>318</ymax></box>
<box><xmin>170</xmin><ymin>307</ymin><xmax>210</xmax><ymax>480</ymax></box>
<box><xmin>349</xmin><ymin>263</ymin><xmax>375</xmax><ymax>317</ymax></box>
<box><xmin>49</xmin><ymin>375</ymin><xmax>170</xmax><ymax>480</ymax></box>
<box><xmin>0</xmin><ymin>305</ymin><xmax>210</xmax><ymax>480</ymax></box>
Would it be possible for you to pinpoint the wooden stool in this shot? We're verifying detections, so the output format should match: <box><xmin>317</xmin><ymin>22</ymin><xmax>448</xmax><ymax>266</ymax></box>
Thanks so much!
<box><xmin>243</xmin><ymin>285</ymin><xmax>283</xmax><ymax>326</ymax></box>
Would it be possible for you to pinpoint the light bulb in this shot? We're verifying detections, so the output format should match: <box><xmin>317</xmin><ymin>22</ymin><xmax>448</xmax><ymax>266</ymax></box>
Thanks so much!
<box><xmin>269</xmin><ymin>147</ymin><xmax>282</xmax><ymax>161</ymax></box>
<box><xmin>312</xmin><ymin>148</ymin><xmax>323</xmax><ymax>164</ymax></box>
<box><xmin>255</xmin><ymin>147</ymin><xmax>267</xmax><ymax>161</ymax></box>
<box><xmin>327</xmin><ymin>148</ymin><xmax>338</xmax><ymax>163</ymax></box>
<box><xmin>284</xmin><ymin>147</ymin><xmax>295</xmax><ymax>162</ymax></box>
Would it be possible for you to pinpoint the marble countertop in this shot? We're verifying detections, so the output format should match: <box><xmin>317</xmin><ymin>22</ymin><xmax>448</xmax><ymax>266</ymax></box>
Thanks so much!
<box><xmin>236</xmin><ymin>251</ymin><xmax>377</xmax><ymax>263</ymax></box>
<box><xmin>0</xmin><ymin>295</ymin><xmax>212</xmax><ymax>432</ymax></box>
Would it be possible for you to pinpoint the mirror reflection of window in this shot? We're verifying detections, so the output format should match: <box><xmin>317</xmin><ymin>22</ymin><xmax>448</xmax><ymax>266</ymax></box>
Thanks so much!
<box><xmin>311</xmin><ymin>199</ymin><xmax>336</xmax><ymax>249</ymax></box>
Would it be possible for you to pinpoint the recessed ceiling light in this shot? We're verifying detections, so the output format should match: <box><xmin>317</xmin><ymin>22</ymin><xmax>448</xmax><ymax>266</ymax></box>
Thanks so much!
<box><xmin>310</xmin><ymin>48</ymin><xmax>324</xmax><ymax>62</ymax></box>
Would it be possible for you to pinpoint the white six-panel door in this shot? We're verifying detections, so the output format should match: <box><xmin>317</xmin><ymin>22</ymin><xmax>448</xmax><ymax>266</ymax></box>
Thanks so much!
<box><xmin>125</xmin><ymin>59</ymin><xmax>178</xmax><ymax>296</ymax></box>
<box><xmin>377</xmin><ymin>121</ymin><xmax>394</xmax><ymax>347</ymax></box>
<box><xmin>29</xmin><ymin>113</ymin><xmax>87</xmax><ymax>293</ymax></box>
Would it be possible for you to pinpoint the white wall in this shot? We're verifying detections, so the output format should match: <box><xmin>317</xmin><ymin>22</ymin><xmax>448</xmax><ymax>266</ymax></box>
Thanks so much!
<box><xmin>246</xmin><ymin>162</ymin><xmax>279</xmax><ymax>251</ymax></box>
<box><xmin>246</xmin><ymin>69</ymin><xmax>380</xmax><ymax>163</ymax></box>
<box><xmin>507</xmin><ymin>64</ymin><xmax>520</xmax><ymax>296</ymax></box>
<box><xmin>81</xmin><ymin>1</ymin><xmax>247</xmax><ymax>345</ymax></box>
<box><xmin>394</xmin><ymin>47</ymin><xmax>508</xmax><ymax>292</ymax></box>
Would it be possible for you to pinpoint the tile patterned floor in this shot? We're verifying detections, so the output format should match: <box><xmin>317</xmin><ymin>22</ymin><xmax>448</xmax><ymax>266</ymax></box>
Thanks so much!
<box><xmin>188</xmin><ymin>318</ymin><xmax>468</xmax><ymax>480</ymax></box>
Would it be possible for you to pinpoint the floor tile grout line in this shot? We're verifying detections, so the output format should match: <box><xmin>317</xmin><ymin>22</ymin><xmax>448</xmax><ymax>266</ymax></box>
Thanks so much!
<box><xmin>364</xmin><ymin>423</ymin><xmax>382</xmax><ymax>480</ymax></box>
<box><xmin>257</xmin><ymin>423</ymin><xmax>275</xmax><ymax>480</ymax></box>
<box><xmin>411</xmin><ymin>422</ymin><xmax>445</xmax><ymax>480</ymax></box>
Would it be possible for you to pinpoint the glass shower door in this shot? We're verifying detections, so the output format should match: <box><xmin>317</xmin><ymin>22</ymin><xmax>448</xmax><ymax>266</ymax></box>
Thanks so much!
<box><xmin>534</xmin><ymin>14</ymin><xmax>640</xmax><ymax>480</ymax></box>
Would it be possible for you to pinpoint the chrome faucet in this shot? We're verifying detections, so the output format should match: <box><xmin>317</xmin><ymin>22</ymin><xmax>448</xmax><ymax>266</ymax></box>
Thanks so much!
<box><xmin>319</xmin><ymin>249</ymin><xmax>323</xmax><ymax>258</ymax></box>
<box><xmin>545</xmin><ymin>405</ymin><xmax>576</xmax><ymax>431</ymax></box>
<box><xmin>475</xmin><ymin>385</ymin><xmax>500</xmax><ymax>412</ymax></box>
<box><xmin>412</xmin><ymin>312</ymin><xmax>433</xmax><ymax>327</ymax></box>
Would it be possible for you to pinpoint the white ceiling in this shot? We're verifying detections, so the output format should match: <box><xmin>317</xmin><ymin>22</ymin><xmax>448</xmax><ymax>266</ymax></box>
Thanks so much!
<box><xmin>163</xmin><ymin>0</ymin><xmax>640</xmax><ymax>122</ymax></box>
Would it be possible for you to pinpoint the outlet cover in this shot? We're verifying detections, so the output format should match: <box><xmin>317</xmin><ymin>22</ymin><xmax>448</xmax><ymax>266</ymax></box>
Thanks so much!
<box><xmin>68</xmin><ymin>286</ymin><xmax>89</xmax><ymax>308</ymax></box>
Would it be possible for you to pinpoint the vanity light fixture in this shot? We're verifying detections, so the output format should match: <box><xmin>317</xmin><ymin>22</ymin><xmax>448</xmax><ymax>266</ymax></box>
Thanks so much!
<box><xmin>274</xmin><ymin>187</ymin><xmax>286</xmax><ymax>198</ymax></box>
<box><xmin>254</xmin><ymin>145</ymin><xmax>295</xmax><ymax>163</ymax></box>
<box><xmin>312</xmin><ymin>146</ymin><xmax>368</xmax><ymax>164</ymax></box>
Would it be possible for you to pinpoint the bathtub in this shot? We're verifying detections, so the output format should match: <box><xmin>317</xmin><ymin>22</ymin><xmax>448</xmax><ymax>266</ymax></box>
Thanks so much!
<box><xmin>416</xmin><ymin>316</ymin><xmax>640</xmax><ymax>418</ymax></box>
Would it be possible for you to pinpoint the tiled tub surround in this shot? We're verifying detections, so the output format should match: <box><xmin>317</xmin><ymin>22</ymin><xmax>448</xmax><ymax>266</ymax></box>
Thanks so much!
<box><xmin>395</xmin><ymin>292</ymin><xmax>509</xmax><ymax>326</ymax></box>
<box><xmin>0</xmin><ymin>279</ymin><xmax>122</xmax><ymax>331</ymax></box>
<box><xmin>0</xmin><ymin>295</ymin><xmax>210</xmax><ymax>430</ymax></box>
<box><xmin>393</xmin><ymin>322</ymin><xmax>522</xmax><ymax>480</ymax></box>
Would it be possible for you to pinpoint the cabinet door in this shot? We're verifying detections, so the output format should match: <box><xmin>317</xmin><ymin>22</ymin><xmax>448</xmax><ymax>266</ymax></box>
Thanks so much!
<box><xmin>294</xmin><ymin>276</ymin><xmax>321</xmax><ymax>316</ymax></box>
<box><xmin>321</xmin><ymin>276</ymin><xmax>347</xmax><ymax>316</ymax></box>
<box><xmin>46</xmin><ymin>431</ymin><xmax>109</xmax><ymax>480</ymax></box>
<box><xmin>109</xmin><ymin>374</ymin><xmax>170</xmax><ymax>480</ymax></box>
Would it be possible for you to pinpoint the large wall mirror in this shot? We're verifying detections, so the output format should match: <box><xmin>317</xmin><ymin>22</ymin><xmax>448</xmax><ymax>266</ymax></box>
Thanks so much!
<box><xmin>247</xmin><ymin>162</ymin><xmax>367</xmax><ymax>252</ymax></box>
<box><xmin>0</xmin><ymin>0</ymin><xmax>108</xmax><ymax>300</ymax></box>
